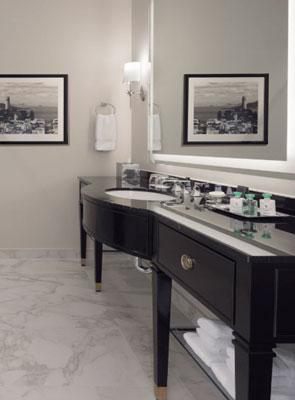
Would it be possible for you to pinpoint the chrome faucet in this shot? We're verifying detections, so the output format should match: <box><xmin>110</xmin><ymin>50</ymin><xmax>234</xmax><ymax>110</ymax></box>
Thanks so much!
<box><xmin>149</xmin><ymin>174</ymin><xmax>193</xmax><ymax>204</ymax></box>
<box><xmin>171</xmin><ymin>180</ymin><xmax>206</xmax><ymax>209</ymax></box>
<box><xmin>169</xmin><ymin>179</ymin><xmax>192</xmax><ymax>204</ymax></box>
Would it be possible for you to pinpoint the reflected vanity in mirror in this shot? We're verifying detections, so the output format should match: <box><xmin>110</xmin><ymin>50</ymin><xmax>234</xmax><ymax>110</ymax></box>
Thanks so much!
<box><xmin>149</xmin><ymin>0</ymin><xmax>295</xmax><ymax>173</ymax></box>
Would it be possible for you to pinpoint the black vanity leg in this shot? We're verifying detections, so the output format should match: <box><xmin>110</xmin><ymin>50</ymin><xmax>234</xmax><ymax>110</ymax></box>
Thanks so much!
<box><xmin>152</xmin><ymin>268</ymin><xmax>172</xmax><ymax>400</ymax></box>
<box><xmin>94</xmin><ymin>240</ymin><xmax>103</xmax><ymax>292</ymax></box>
<box><xmin>79</xmin><ymin>203</ymin><xmax>87</xmax><ymax>266</ymax></box>
<box><xmin>234</xmin><ymin>335</ymin><xmax>275</xmax><ymax>400</ymax></box>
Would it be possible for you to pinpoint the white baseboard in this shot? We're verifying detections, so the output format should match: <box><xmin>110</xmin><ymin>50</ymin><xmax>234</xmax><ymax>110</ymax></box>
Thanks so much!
<box><xmin>0</xmin><ymin>244</ymin><xmax>117</xmax><ymax>260</ymax></box>
<box><xmin>0</xmin><ymin>248</ymin><xmax>80</xmax><ymax>260</ymax></box>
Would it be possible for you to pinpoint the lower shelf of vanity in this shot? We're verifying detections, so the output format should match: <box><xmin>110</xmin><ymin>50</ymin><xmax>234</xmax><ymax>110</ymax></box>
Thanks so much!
<box><xmin>170</xmin><ymin>328</ymin><xmax>234</xmax><ymax>400</ymax></box>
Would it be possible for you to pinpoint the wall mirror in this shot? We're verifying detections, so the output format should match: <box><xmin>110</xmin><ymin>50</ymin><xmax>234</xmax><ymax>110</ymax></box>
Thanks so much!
<box><xmin>149</xmin><ymin>0</ymin><xmax>295</xmax><ymax>175</ymax></box>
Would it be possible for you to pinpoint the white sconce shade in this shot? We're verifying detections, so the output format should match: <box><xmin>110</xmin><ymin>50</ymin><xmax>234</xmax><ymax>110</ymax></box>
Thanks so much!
<box><xmin>123</xmin><ymin>62</ymin><xmax>141</xmax><ymax>83</ymax></box>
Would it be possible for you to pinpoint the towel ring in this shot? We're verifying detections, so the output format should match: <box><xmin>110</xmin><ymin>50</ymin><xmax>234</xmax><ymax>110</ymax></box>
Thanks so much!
<box><xmin>96</xmin><ymin>102</ymin><xmax>116</xmax><ymax>115</ymax></box>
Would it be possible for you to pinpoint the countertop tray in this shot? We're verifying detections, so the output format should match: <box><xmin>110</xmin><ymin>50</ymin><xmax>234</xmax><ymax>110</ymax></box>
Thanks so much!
<box><xmin>208</xmin><ymin>204</ymin><xmax>294</xmax><ymax>222</ymax></box>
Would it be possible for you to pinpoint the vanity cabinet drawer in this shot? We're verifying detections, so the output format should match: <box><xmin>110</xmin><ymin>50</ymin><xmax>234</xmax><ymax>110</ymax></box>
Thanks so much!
<box><xmin>157</xmin><ymin>223</ymin><xmax>235</xmax><ymax>321</ymax></box>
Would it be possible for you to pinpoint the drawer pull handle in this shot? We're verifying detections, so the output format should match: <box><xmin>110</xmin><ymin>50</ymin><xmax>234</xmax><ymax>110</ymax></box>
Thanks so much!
<box><xmin>181</xmin><ymin>255</ymin><xmax>195</xmax><ymax>271</ymax></box>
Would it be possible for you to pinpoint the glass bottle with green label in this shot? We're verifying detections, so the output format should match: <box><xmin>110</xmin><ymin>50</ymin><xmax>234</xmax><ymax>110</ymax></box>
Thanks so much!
<box><xmin>245</xmin><ymin>194</ymin><xmax>258</xmax><ymax>216</ymax></box>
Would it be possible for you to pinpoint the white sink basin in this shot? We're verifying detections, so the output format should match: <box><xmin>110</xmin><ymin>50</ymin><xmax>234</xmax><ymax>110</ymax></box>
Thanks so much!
<box><xmin>106</xmin><ymin>189</ymin><xmax>175</xmax><ymax>202</ymax></box>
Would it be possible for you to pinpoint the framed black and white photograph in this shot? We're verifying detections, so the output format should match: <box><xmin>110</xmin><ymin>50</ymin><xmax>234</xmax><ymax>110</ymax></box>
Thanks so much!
<box><xmin>183</xmin><ymin>74</ymin><xmax>269</xmax><ymax>145</ymax></box>
<box><xmin>0</xmin><ymin>74</ymin><xmax>68</xmax><ymax>144</ymax></box>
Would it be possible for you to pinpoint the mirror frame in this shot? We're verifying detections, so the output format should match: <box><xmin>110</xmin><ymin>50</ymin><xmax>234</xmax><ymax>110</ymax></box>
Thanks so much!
<box><xmin>149</xmin><ymin>0</ymin><xmax>295</xmax><ymax>175</ymax></box>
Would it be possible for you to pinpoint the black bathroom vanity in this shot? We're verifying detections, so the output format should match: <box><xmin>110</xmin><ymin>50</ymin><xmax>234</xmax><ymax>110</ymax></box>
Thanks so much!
<box><xmin>79</xmin><ymin>176</ymin><xmax>295</xmax><ymax>400</ymax></box>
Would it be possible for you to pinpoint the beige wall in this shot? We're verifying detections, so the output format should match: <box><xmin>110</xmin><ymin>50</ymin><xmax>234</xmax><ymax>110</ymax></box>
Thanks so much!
<box><xmin>0</xmin><ymin>0</ymin><xmax>132</xmax><ymax>249</ymax></box>
<box><xmin>132</xmin><ymin>0</ymin><xmax>295</xmax><ymax>197</ymax></box>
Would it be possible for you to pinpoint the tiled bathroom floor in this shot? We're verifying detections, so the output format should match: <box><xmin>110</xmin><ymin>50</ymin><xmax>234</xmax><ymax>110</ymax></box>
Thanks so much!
<box><xmin>0</xmin><ymin>253</ymin><xmax>223</xmax><ymax>400</ymax></box>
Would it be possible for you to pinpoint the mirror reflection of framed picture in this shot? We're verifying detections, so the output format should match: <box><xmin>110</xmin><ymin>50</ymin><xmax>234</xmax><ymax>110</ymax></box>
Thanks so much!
<box><xmin>0</xmin><ymin>74</ymin><xmax>68</xmax><ymax>145</ymax></box>
<box><xmin>183</xmin><ymin>74</ymin><xmax>269</xmax><ymax>145</ymax></box>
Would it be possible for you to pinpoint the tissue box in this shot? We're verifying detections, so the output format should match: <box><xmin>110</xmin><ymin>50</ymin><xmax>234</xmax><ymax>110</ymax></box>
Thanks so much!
<box><xmin>116</xmin><ymin>162</ymin><xmax>140</xmax><ymax>186</ymax></box>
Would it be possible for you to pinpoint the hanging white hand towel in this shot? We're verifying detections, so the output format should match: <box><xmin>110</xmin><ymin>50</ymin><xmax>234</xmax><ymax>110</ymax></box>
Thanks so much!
<box><xmin>148</xmin><ymin>113</ymin><xmax>162</xmax><ymax>151</ymax></box>
<box><xmin>95</xmin><ymin>113</ymin><xmax>117</xmax><ymax>151</ymax></box>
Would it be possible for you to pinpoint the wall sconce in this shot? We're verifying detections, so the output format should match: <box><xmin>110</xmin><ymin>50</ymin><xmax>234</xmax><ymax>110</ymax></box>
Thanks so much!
<box><xmin>123</xmin><ymin>62</ymin><xmax>146</xmax><ymax>106</ymax></box>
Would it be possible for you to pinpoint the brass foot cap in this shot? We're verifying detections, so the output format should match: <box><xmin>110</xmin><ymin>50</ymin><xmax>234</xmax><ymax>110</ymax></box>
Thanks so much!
<box><xmin>154</xmin><ymin>387</ymin><xmax>167</xmax><ymax>400</ymax></box>
<box><xmin>95</xmin><ymin>283</ymin><xmax>102</xmax><ymax>292</ymax></box>
<box><xmin>81</xmin><ymin>258</ymin><xmax>87</xmax><ymax>266</ymax></box>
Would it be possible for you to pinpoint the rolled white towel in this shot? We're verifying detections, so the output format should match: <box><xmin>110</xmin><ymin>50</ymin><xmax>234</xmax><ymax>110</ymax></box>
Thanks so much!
<box><xmin>272</xmin><ymin>395</ymin><xmax>295</xmax><ymax>400</ymax></box>
<box><xmin>226</xmin><ymin>346</ymin><xmax>235</xmax><ymax>360</ymax></box>
<box><xmin>272</xmin><ymin>387</ymin><xmax>295</xmax><ymax>399</ymax></box>
<box><xmin>211</xmin><ymin>362</ymin><xmax>235</xmax><ymax>399</ymax></box>
<box><xmin>273</xmin><ymin>357</ymin><xmax>290</xmax><ymax>377</ymax></box>
<box><xmin>197</xmin><ymin>318</ymin><xmax>233</xmax><ymax>340</ymax></box>
<box><xmin>275</xmin><ymin>346</ymin><xmax>295</xmax><ymax>370</ymax></box>
<box><xmin>226</xmin><ymin>346</ymin><xmax>235</xmax><ymax>374</ymax></box>
<box><xmin>271</xmin><ymin>392</ymin><xmax>295</xmax><ymax>400</ymax></box>
<box><xmin>272</xmin><ymin>376</ymin><xmax>295</xmax><ymax>392</ymax></box>
<box><xmin>183</xmin><ymin>332</ymin><xmax>224</xmax><ymax>368</ymax></box>
<box><xmin>196</xmin><ymin>327</ymin><xmax>232</xmax><ymax>353</ymax></box>
<box><xmin>226</xmin><ymin>355</ymin><xmax>235</xmax><ymax>374</ymax></box>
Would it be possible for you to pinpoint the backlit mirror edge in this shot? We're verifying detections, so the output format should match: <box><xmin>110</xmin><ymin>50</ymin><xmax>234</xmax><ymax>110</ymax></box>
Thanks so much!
<box><xmin>148</xmin><ymin>0</ymin><xmax>295</xmax><ymax>176</ymax></box>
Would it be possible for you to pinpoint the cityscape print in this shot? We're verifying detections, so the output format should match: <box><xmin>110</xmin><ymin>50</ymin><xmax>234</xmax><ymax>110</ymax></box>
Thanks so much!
<box><xmin>194</xmin><ymin>84</ymin><xmax>258</xmax><ymax>136</ymax></box>
<box><xmin>184</xmin><ymin>75</ymin><xmax>268</xmax><ymax>145</ymax></box>
<box><xmin>0</xmin><ymin>75</ymin><xmax>67</xmax><ymax>144</ymax></box>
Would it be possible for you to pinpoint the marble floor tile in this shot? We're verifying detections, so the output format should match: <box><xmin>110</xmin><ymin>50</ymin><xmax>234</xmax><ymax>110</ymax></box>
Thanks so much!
<box><xmin>0</xmin><ymin>383</ymin><xmax>197</xmax><ymax>400</ymax></box>
<box><xmin>0</xmin><ymin>253</ymin><xmax>224</xmax><ymax>400</ymax></box>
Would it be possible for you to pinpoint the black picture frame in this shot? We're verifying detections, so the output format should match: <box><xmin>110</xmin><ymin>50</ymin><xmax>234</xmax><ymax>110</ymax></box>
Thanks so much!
<box><xmin>0</xmin><ymin>74</ymin><xmax>68</xmax><ymax>145</ymax></box>
<box><xmin>183</xmin><ymin>74</ymin><xmax>269</xmax><ymax>146</ymax></box>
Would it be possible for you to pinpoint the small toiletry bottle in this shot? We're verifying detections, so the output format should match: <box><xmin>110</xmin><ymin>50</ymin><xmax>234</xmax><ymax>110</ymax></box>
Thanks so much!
<box><xmin>260</xmin><ymin>194</ymin><xmax>276</xmax><ymax>216</ymax></box>
<box><xmin>241</xmin><ymin>221</ymin><xmax>255</xmax><ymax>239</ymax></box>
<box><xmin>183</xmin><ymin>185</ymin><xmax>192</xmax><ymax>209</ymax></box>
<box><xmin>192</xmin><ymin>183</ymin><xmax>203</xmax><ymax>209</ymax></box>
<box><xmin>226</xmin><ymin>187</ymin><xmax>233</xmax><ymax>197</ymax></box>
<box><xmin>245</xmin><ymin>194</ymin><xmax>258</xmax><ymax>216</ymax></box>
<box><xmin>230</xmin><ymin>219</ymin><xmax>244</xmax><ymax>234</ymax></box>
<box><xmin>192</xmin><ymin>182</ymin><xmax>200</xmax><ymax>196</ymax></box>
<box><xmin>230</xmin><ymin>192</ymin><xmax>244</xmax><ymax>214</ymax></box>
<box><xmin>173</xmin><ymin>183</ymin><xmax>182</xmax><ymax>202</ymax></box>
<box><xmin>260</xmin><ymin>223</ymin><xmax>275</xmax><ymax>239</ymax></box>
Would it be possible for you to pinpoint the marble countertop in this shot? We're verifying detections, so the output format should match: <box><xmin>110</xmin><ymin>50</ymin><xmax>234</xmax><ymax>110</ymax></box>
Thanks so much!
<box><xmin>80</xmin><ymin>176</ymin><xmax>151</xmax><ymax>214</ymax></box>
<box><xmin>79</xmin><ymin>176</ymin><xmax>295</xmax><ymax>259</ymax></box>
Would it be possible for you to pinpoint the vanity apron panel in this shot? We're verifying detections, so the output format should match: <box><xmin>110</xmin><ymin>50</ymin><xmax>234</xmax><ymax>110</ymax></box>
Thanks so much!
<box><xmin>83</xmin><ymin>199</ymin><xmax>152</xmax><ymax>258</ymax></box>
<box><xmin>275</xmin><ymin>268</ymin><xmax>295</xmax><ymax>339</ymax></box>
<box><xmin>156</xmin><ymin>222</ymin><xmax>235</xmax><ymax>322</ymax></box>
